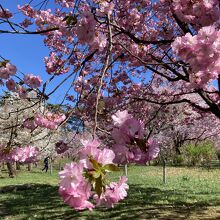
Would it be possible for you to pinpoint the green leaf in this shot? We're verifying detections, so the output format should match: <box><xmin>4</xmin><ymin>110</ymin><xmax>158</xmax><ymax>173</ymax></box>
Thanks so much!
<box><xmin>0</xmin><ymin>60</ymin><xmax>9</xmax><ymax>67</ymax></box>
<box><xmin>103</xmin><ymin>164</ymin><xmax>120</xmax><ymax>172</ymax></box>
<box><xmin>94</xmin><ymin>176</ymin><xmax>103</xmax><ymax>197</ymax></box>
<box><xmin>89</xmin><ymin>157</ymin><xmax>101</xmax><ymax>170</ymax></box>
<box><xmin>91</xmin><ymin>170</ymin><xmax>101</xmax><ymax>179</ymax></box>
<box><xmin>63</xmin><ymin>15</ymin><xmax>77</xmax><ymax>26</ymax></box>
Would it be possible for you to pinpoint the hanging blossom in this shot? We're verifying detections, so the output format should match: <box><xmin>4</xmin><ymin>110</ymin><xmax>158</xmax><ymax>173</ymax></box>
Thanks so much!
<box><xmin>172</xmin><ymin>0</ymin><xmax>220</xmax><ymax>27</ymax></box>
<box><xmin>0</xmin><ymin>145</ymin><xmax>39</xmax><ymax>163</ymax></box>
<box><xmin>44</xmin><ymin>52</ymin><xmax>69</xmax><ymax>75</ymax></box>
<box><xmin>172</xmin><ymin>25</ymin><xmax>220</xmax><ymax>88</ymax></box>
<box><xmin>24</xmin><ymin>74</ymin><xmax>42</xmax><ymax>89</ymax></box>
<box><xmin>76</xmin><ymin>11</ymin><xmax>107</xmax><ymax>50</ymax></box>
<box><xmin>0</xmin><ymin>62</ymin><xmax>17</xmax><ymax>80</ymax></box>
<box><xmin>6</xmin><ymin>78</ymin><xmax>16</xmax><ymax>92</ymax></box>
<box><xmin>55</xmin><ymin>0</ymin><xmax>75</xmax><ymax>8</ymax></box>
<box><xmin>111</xmin><ymin>110</ymin><xmax>160</xmax><ymax>165</ymax></box>
<box><xmin>34</xmin><ymin>112</ymin><xmax>66</xmax><ymax>130</ymax></box>
<box><xmin>0</xmin><ymin>8</ymin><xmax>13</xmax><ymax>19</ymax></box>
<box><xmin>94</xmin><ymin>176</ymin><xmax>129</xmax><ymax>208</ymax></box>
<box><xmin>23</xmin><ymin>118</ymin><xmax>37</xmax><ymax>130</ymax></box>
<box><xmin>59</xmin><ymin>139</ymin><xmax>129</xmax><ymax>211</ymax></box>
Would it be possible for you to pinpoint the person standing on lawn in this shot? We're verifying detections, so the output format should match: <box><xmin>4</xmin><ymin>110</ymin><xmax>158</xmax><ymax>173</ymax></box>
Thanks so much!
<box><xmin>42</xmin><ymin>156</ymin><xmax>49</xmax><ymax>172</ymax></box>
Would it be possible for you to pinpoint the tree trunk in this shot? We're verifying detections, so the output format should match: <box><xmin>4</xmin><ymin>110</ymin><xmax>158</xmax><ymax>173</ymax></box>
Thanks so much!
<box><xmin>6</xmin><ymin>162</ymin><xmax>16</xmax><ymax>178</ymax></box>
<box><xmin>124</xmin><ymin>164</ymin><xmax>128</xmax><ymax>176</ymax></box>
<box><xmin>162</xmin><ymin>160</ymin><xmax>167</xmax><ymax>184</ymax></box>
<box><xmin>16</xmin><ymin>162</ymin><xmax>21</xmax><ymax>170</ymax></box>
<box><xmin>50</xmin><ymin>158</ymin><xmax>53</xmax><ymax>175</ymax></box>
<box><xmin>58</xmin><ymin>160</ymin><xmax>62</xmax><ymax>171</ymax></box>
<box><xmin>27</xmin><ymin>163</ymin><xmax>32</xmax><ymax>171</ymax></box>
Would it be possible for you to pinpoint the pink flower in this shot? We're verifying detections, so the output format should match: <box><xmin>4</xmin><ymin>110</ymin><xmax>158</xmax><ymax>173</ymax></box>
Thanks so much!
<box><xmin>112</xmin><ymin>110</ymin><xmax>132</xmax><ymax>127</ymax></box>
<box><xmin>20</xmin><ymin>18</ymin><xmax>33</xmax><ymax>27</ymax></box>
<box><xmin>120</xmin><ymin>118</ymin><xmax>145</xmax><ymax>140</ymax></box>
<box><xmin>111</xmin><ymin>128</ymin><xmax>130</xmax><ymax>144</ymax></box>
<box><xmin>99</xmin><ymin>1</ymin><xmax>115</xmax><ymax>15</ymax></box>
<box><xmin>34</xmin><ymin>112</ymin><xmax>65</xmax><ymax>130</ymax></box>
<box><xmin>6</xmin><ymin>79</ymin><xmax>16</xmax><ymax>91</ymax></box>
<box><xmin>24</xmin><ymin>74</ymin><xmax>42</xmax><ymax>88</ymax></box>
<box><xmin>11</xmin><ymin>146</ymin><xmax>39</xmax><ymax>163</ymax></box>
<box><xmin>59</xmin><ymin>162</ymin><xmax>94</xmax><ymax>211</ymax></box>
<box><xmin>97</xmin><ymin>148</ymin><xmax>115</xmax><ymax>165</ymax></box>
<box><xmin>112</xmin><ymin>144</ymin><xmax>134</xmax><ymax>165</ymax></box>
<box><xmin>95</xmin><ymin>176</ymin><xmax>129</xmax><ymax>208</ymax></box>
<box><xmin>172</xmin><ymin>25</ymin><xmax>220</xmax><ymax>87</ymax></box>
<box><xmin>23</xmin><ymin>118</ymin><xmax>37</xmax><ymax>130</ymax></box>
<box><xmin>18</xmin><ymin>86</ymin><xmax>27</xmax><ymax>98</ymax></box>
<box><xmin>79</xmin><ymin>139</ymin><xmax>115</xmax><ymax>168</ymax></box>
<box><xmin>172</xmin><ymin>0</ymin><xmax>220</xmax><ymax>26</ymax></box>
<box><xmin>18</xmin><ymin>4</ymin><xmax>35</xmax><ymax>18</ymax></box>
<box><xmin>59</xmin><ymin>162</ymin><xmax>84</xmax><ymax>190</ymax></box>
<box><xmin>0</xmin><ymin>8</ymin><xmax>13</xmax><ymax>19</ymax></box>
<box><xmin>6</xmin><ymin>63</ymin><xmax>17</xmax><ymax>75</ymax></box>
<box><xmin>59</xmin><ymin>183</ymin><xmax>94</xmax><ymax>211</ymax></box>
<box><xmin>76</xmin><ymin>11</ymin><xmax>96</xmax><ymax>44</ymax></box>
<box><xmin>146</xmin><ymin>139</ymin><xmax>160</xmax><ymax>161</ymax></box>
<box><xmin>0</xmin><ymin>63</ymin><xmax>16</xmax><ymax>80</ymax></box>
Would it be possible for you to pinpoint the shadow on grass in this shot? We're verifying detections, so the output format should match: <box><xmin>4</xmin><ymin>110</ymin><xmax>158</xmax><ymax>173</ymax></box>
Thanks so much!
<box><xmin>0</xmin><ymin>184</ymin><xmax>220</xmax><ymax>220</ymax></box>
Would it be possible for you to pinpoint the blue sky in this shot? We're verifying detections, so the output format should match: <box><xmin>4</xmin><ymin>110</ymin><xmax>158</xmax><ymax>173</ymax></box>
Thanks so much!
<box><xmin>0</xmin><ymin>1</ymin><xmax>72</xmax><ymax>104</ymax></box>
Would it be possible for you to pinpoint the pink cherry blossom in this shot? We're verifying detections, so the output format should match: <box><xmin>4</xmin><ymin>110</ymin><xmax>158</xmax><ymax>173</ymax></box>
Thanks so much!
<box><xmin>0</xmin><ymin>8</ymin><xmax>13</xmax><ymax>19</ymax></box>
<box><xmin>79</xmin><ymin>139</ymin><xmax>115</xmax><ymax>168</ymax></box>
<box><xmin>59</xmin><ymin>162</ymin><xmax>94</xmax><ymax>210</ymax></box>
<box><xmin>24</xmin><ymin>74</ymin><xmax>42</xmax><ymax>88</ymax></box>
<box><xmin>146</xmin><ymin>139</ymin><xmax>160</xmax><ymax>161</ymax></box>
<box><xmin>0</xmin><ymin>63</ymin><xmax>17</xmax><ymax>79</ymax></box>
<box><xmin>6</xmin><ymin>146</ymin><xmax>39</xmax><ymax>163</ymax></box>
<box><xmin>172</xmin><ymin>0</ymin><xmax>220</xmax><ymax>27</ymax></box>
<box><xmin>34</xmin><ymin>112</ymin><xmax>66</xmax><ymax>130</ymax></box>
<box><xmin>112</xmin><ymin>144</ymin><xmax>134</xmax><ymax>164</ymax></box>
<box><xmin>18</xmin><ymin>86</ymin><xmax>28</xmax><ymax>99</ymax></box>
<box><xmin>6</xmin><ymin>79</ymin><xmax>16</xmax><ymax>91</ymax></box>
<box><xmin>95</xmin><ymin>176</ymin><xmax>129</xmax><ymax>208</ymax></box>
<box><xmin>23</xmin><ymin>118</ymin><xmax>37</xmax><ymax>130</ymax></box>
<box><xmin>112</xmin><ymin>110</ymin><xmax>132</xmax><ymax>127</ymax></box>
<box><xmin>172</xmin><ymin>25</ymin><xmax>220</xmax><ymax>87</ymax></box>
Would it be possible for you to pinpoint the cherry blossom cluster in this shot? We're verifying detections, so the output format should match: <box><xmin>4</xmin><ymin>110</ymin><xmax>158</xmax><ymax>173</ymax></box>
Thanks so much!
<box><xmin>11</xmin><ymin>146</ymin><xmax>39</xmax><ymax>163</ymax></box>
<box><xmin>172</xmin><ymin>0</ymin><xmax>220</xmax><ymax>27</ymax></box>
<box><xmin>0</xmin><ymin>61</ymin><xmax>42</xmax><ymax>98</ymax></box>
<box><xmin>55</xmin><ymin>0</ymin><xmax>75</xmax><ymax>8</ymax></box>
<box><xmin>76</xmin><ymin>11</ymin><xmax>107</xmax><ymax>50</ymax></box>
<box><xmin>111</xmin><ymin>110</ymin><xmax>160</xmax><ymax>164</ymax></box>
<box><xmin>23</xmin><ymin>118</ymin><xmax>37</xmax><ymax>130</ymax></box>
<box><xmin>44</xmin><ymin>52</ymin><xmax>69</xmax><ymax>75</ymax></box>
<box><xmin>172</xmin><ymin>25</ymin><xmax>220</xmax><ymax>87</ymax></box>
<box><xmin>0</xmin><ymin>63</ymin><xmax>17</xmax><ymax>79</ymax></box>
<box><xmin>24</xmin><ymin>112</ymin><xmax>66</xmax><ymax>130</ymax></box>
<box><xmin>0</xmin><ymin>8</ymin><xmax>13</xmax><ymax>19</ymax></box>
<box><xmin>24</xmin><ymin>74</ymin><xmax>42</xmax><ymax>89</ymax></box>
<box><xmin>6</xmin><ymin>79</ymin><xmax>30</xmax><ymax>99</ymax></box>
<box><xmin>55</xmin><ymin>141</ymin><xmax>69</xmax><ymax>154</ymax></box>
<box><xmin>59</xmin><ymin>139</ymin><xmax>128</xmax><ymax>211</ymax></box>
<box><xmin>0</xmin><ymin>145</ymin><xmax>39</xmax><ymax>163</ymax></box>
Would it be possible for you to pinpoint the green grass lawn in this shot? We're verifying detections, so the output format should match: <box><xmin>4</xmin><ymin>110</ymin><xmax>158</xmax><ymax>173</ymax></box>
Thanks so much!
<box><xmin>0</xmin><ymin>165</ymin><xmax>220</xmax><ymax>220</ymax></box>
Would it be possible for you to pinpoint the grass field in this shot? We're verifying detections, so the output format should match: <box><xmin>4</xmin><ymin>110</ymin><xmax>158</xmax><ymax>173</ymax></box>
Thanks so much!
<box><xmin>0</xmin><ymin>165</ymin><xmax>220</xmax><ymax>220</ymax></box>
